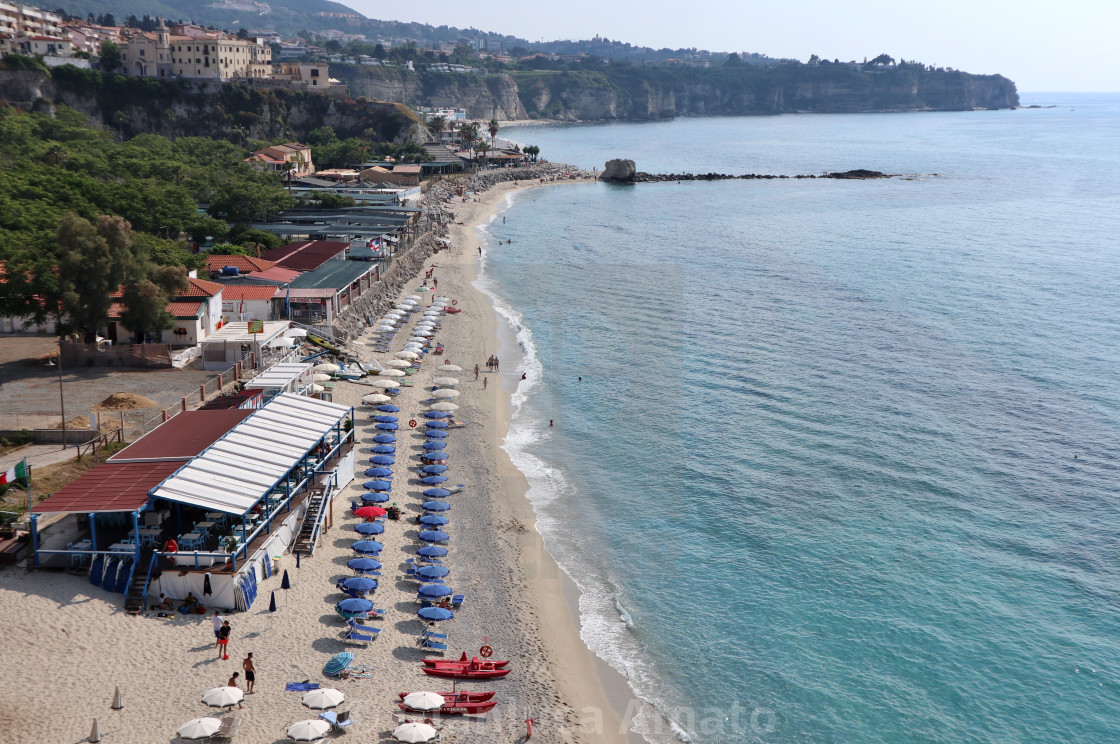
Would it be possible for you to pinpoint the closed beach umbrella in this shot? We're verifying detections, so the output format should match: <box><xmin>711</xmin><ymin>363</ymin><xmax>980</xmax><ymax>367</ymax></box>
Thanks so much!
<box><xmin>422</xmin><ymin>441</ymin><xmax>446</xmax><ymax>450</ymax></box>
<box><xmin>374</xmin><ymin>414</ymin><xmax>399</xmax><ymax>422</ymax></box>
<box><xmin>354</xmin><ymin>521</ymin><xmax>384</xmax><ymax>536</ymax></box>
<box><xmin>314</xmin><ymin>362</ymin><xmax>341</xmax><ymax>373</ymax></box>
<box><xmin>286</xmin><ymin>719</ymin><xmax>332</xmax><ymax>741</ymax></box>
<box><xmin>419</xmin><ymin>514</ymin><xmax>449</xmax><ymax>527</ymax></box>
<box><xmin>361</xmin><ymin>492</ymin><xmax>389</xmax><ymax>503</ymax></box>
<box><xmin>354</xmin><ymin>506</ymin><xmax>387</xmax><ymax>519</ymax></box>
<box><xmin>370</xmin><ymin>379</ymin><xmax>400</xmax><ymax>389</ymax></box>
<box><xmin>415</xmin><ymin>564</ymin><xmax>450</xmax><ymax>579</ymax></box>
<box><xmin>421</xmin><ymin>451</ymin><xmax>448</xmax><ymax>462</ymax></box>
<box><xmin>417</xmin><ymin>606</ymin><xmax>454</xmax><ymax>622</ymax></box>
<box><xmin>370</xmin><ymin>445</ymin><xmax>396</xmax><ymax>454</ymax></box>
<box><xmin>373</xmin><ymin>434</ymin><xmax>397</xmax><ymax>443</ymax></box>
<box><xmin>364</xmin><ymin>480</ymin><xmax>392</xmax><ymax>491</ymax></box>
<box><xmin>421</xmin><ymin>475</ymin><xmax>448</xmax><ymax>485</ymax></box>
<box><xmin>362</xmin><ymin>393</ymin><xmax>390</xmax><ymax>404</ymax></box>
<box><xmin>379</xmin><ymin>369</ymin><xmax>406</xmax><ymax>377</ymax></box>
<box><xmin>417</xmin><ymin>530</ymin><xmax>449</xmax><ymax>543</ymax></box>
<box><xmin>301</xmin><ymin>688</ymin><xmax>345</xmax><ymax>710</ymax></box>
<box><xmin>429</xmin><ymin>402</ymin><xmax>459</xmax><ymax>412</ymax></box>
<box><xmin>370</xmin><ymin>455</ymin><xmax>395</xmax><ymax>465</ymax></box>
<box><xmin>177</xmin><ymin>718</ymin><xmax>222</xmax><ymax>740</ymax></box>
<box><xmin>417</xmin><ymin>545</ymin><xmax>448</xmax><ymax>558</ymax></box>
<box><xmin>426</xmin><ymin>420</ymin><xmax>449</xmax><ymax>429</ymax></box>
<box><xmin>422</xmin><ymin>464</ymin><xmax>448</xmax><ymax>474</ymax></box>
<box><xmin>352</xmin><ymin>540</ymin><xmax>383</xmax><ymax>554</ymax></box>
<box><xmin>433</xmin><ymin>377</ymin><xmax>459</xmax><ymax>386</ymax></box>
<box><xmin>323</xmin><ymin>652</ymin><xmax>354</xmax><ymax>677</ymax></box>
<box><xmin>423</xmin><ymin>488</ymin><xmax>452</xmax><ymax>498</ymax></box>
<box><xmin>385</xmin><ymin>359</ymin><xmax>412</xmax><ymax>368</ymax></box>
<box><xmin>376</xmin><ymin>422</ymin><xmax>399</xmax><ymax>431</ymax></box>
<box><xmin>436</xmin><ymin>364</ymin><xmax>463</xmax><ymax>373</ymax></box>
<box><xmin>422</xmin><ymin>500</ymin><xmax>450</xmax><ymax>512</ymax></box>
<box><xmin>338</xmin><ymin>576</ymin><xmax>378</xmax><ymax>595</ymax></box>
<box><xmin>377</xmin><ymin>403</ymin><xmax>402</xmax><ymax>411</ymax></box>
<box><xmin>313</xmin><ymin>373</ymin><xmax>332</xmax><ymax>382</ymax></box>
<box><xmin>418</xmin><ymin>583</ymin><xmax>453</xmax><ymax>599</ymax></box>
<box><xmin>347</xmin><ymin>557</ymin><xmax>382</xmax><ymax>573</ymax></box>
<box><xmin>366</xmin><ymin>466</ymin><xmax>393</xmax><ymax>477</ymax></box>
<box><xmin>424</xmin><ymin>411</ymin><xmax>451</xmax><ymax>419</ymax></box>
<box><xmin>201</xmin><ymin>687</ymin><xmax>244</xmax><ymax>709</ymax></box>
<box><xmin>393</xmin><ymin>722</ymin><xmax>439</xmax><ymax>743</ymax></box>
<box><xmin>425</xmin><ymin>430</ymin><xmax>448</xmax><ymax>439</ymax></box>
<box><xmin>401</xmin><ymin>692</ymin><xmax>446</xmax><ymax>712</ymax></box>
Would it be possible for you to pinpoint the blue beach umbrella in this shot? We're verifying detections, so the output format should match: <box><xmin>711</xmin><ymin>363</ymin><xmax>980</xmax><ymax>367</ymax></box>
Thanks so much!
<box><xmin>417</xmin><ymin>530</ymin><xmax>449</xmax><ymax>543</ymax></box>
<box><xmin>415</xmin><ymin>564</ymin><xmax>450</xmax><ymax>579</ymax></box>
<box><xmin>338</xmin><ymin>576</ymin><xmax>378</xmax><ymax>594</ymax></box>
<box><xmin>418</xmin><ymin>583</ymin><xmax>453</xmax><ymax>598</ymax></box>
<box><xmin>422</xmin><ymin>441</ymin><xmax>447</xmax><ymax>450</ymax></box>
<box><xmin>425</xmin><ymin>430</ymin><xmax>448</xmax><ymax>439</ymax></box>
<box><xmin>426</xmin><ymin>420</ymin><xmax>449</xmax><ymax>429</ymax></box>
<box><xmin>361</xmin><ymin>492</ymin><xmax>389</xmax><ymax>503</ymax></box>
<box><xmin>374</xmin><ymin>415</ymin><xmax>399</xmax><ymax>423</ymax></box>
<box><xmin>323</xmin><ymin>652</ymin><xmax>354</xmax><ymax>676</ymax></box>
<box><xmin>421</xmin><ymin>452</ymin><xmax>448</xmax><ymax>462</ymax></box>
<box><xmin>337</xmin><ymin>597</ymin><xmax>374</xmax><ymax>616</ymax></box>
<box><xmin>422</xmin><ymin>500</ymin><xmax>450</xmax><ymax>512</ymax></box>
<box><xmin>424</xmin><ymin>411</ymin><xmax>451</xmax><ymax>419</ymax></box>
<box><xmin>352</xmin><ymin>540</ymin><xmax>383</xmax><ymax>554</ymax></box>
<box><xmin>369</xmin><ymin>455</ymin><xmax>395</xmax><ymax>465</ymax></box>
<box><xmin>376</xmin><ymin>422</ymin><xmax>399</xmax><ymax>431</ymax></box>
<box><xmin>364</xmin><ymin>480</ymin><xmax>392</xmax><ymax>491</ymax></box>
<box><xmin>366</xmin><ymin>467</ymin><xmax>393</xmax><ymax>477</ymax></box>
<box><xmin>421</xmin><ymin>475</ymin><xmax>448</xmax><ymax>485</ymax></box>
<box><xmin>373</xmin><ymin>434</ymin><xmax>396</xmax><ymax>444</ymax></box>
<box><xmin>423</xmin><ymin>488</ymin><xmax>451</xmax><ymax>499</ymax></box>
<box><xmin>417</xmin><ymin>545</ymin><xmax>448</xmax><ymax>558</ymax></box>
<box><xmin>376</xmin><ymin>405</ymin><xmax>400</xmax><ymax>413</ymax></box>
<box><xmin>370</xmin><ymin>445</ymin><xmax>396</xmax><ymax>454</ymax></box>
<box><xmin>354</xmin><ymin>522</ymin><xmax>385</xmax><ymax>536</ymax></box>
<box><xmin>419</xmin><ymin>514</ymin><xmax>449</xmax><ymax>527</ymax></box>
<box><xmin>347</xmin><ymin>557</ymin><xmax>382</xmax><ymax>573</ymax></box>
<box><xmin>417</xmin><ymin>607</ymin><xmax>454</xmax><ymax>622</ymax></box>
<box><xmin>422</xmin><ymin>464</ymin><xmax>448</xmax><ymax>474</ymax></box>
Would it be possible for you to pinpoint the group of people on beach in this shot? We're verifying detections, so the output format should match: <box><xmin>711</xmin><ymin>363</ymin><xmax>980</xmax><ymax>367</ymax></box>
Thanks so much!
<box><xmin>485</xmin><ymin>355</ymin><xmax>500</xmax><ymax>372</ymax></box>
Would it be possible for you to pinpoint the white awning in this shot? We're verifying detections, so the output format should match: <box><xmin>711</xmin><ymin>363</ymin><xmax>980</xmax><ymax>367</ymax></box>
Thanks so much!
<box><xmin>149</xmin><ymin>393</ymin><xmax>352</xmax><ymax>516</ymax></box>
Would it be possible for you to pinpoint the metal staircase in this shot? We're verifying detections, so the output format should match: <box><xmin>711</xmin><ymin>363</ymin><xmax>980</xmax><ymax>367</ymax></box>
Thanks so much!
<box><xmin>292</xmin><ymin>484</ymin><xmax>329</xmax><ymax>556</ymax></box>
<box><xmin>124</xmin><ymin>545</ymin><xmax>154</xmax><ymax>614</ymax></box>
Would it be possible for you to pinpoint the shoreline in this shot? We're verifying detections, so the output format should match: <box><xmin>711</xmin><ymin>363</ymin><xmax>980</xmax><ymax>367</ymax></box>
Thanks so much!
<box><xmin>438</xmin><ymin>175</ymin><xmax>646</xmax><ymax>744</ymax></box>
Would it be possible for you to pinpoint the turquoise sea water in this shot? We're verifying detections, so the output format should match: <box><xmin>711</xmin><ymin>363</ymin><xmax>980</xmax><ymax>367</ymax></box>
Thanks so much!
<box><xmin>479</xmin><ymin>93</ymin><xmax>1120</xmax><ymax>743</ymax></box>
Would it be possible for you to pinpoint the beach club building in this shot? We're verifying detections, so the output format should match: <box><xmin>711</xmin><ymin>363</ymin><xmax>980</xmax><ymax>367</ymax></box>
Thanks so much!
<box><xmin>29</xmin><ymin>392</ymin><xmax>356</xmax><ymax>611</ymax></box>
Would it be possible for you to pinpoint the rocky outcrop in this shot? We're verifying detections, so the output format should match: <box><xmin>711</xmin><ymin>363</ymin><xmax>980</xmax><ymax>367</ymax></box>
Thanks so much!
<box><xmin>632</xmin><ymin>169</ymin><xmax>892</xmax><ymax>182</ymax></box>
<box><xmin>599</xmin><ymin>159</ymin><xmax>637</xmax><ymax>182</ymax></box>
<box><xmin>331</xmin><ymin>67</ymin><xmax>528</xmax><ymax>120</ymax></box>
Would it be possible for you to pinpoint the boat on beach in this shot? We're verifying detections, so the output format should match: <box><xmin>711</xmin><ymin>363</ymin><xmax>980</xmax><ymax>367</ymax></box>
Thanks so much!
<box><xmin>421</xmin><ymin>656</ymin><xmax>511</xmax><ymax>679</ymax></box>
<box><xmin>397</xmin><ymin>691</ymin><xmax>496</xmax><ymax>702</ymax></box>
<box><xmin>396</xmin><ymin>691</ymin><xmax>498</xmax><ymax>714</ymax></box>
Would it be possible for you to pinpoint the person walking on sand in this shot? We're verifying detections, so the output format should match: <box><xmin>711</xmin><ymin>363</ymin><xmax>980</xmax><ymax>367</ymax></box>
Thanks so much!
<box><xmin>227</xmin><ymin>673</ymin><xmax>244</xmax><ymax>708</ymax></box>
<box><xmin>211</xmin><ymin>610</ymin><xmax>225</xmax><ymax>650</ymax></box>
<box><xmin>483</xmin><ymin>377</ymin><xmax>487</xmax><ymax>390</ymax></box>
<box><xmin>217</xmin><ymin>620</ymin><xmax>231</xmax><ymax>658</ymax></box>
<box><xmin>474</xmin><ymin>364</ymin><xmax>479</xmax><ymax>380</ymax></box>
<box><xmin>242</xmin><ymin>653</ymin><xmax>256</xmax><ymax>694</ymax></box>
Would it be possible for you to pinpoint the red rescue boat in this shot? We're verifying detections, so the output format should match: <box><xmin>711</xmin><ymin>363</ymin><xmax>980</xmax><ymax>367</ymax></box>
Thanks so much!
<box><xmin>421</xmin><ymin>657</ymin><xmax>511</xmax><ymax>679</ymax></box>
<box><xmin>422</xmin><ymin>652</ymin><xmax>510</xmax><ymax>668</ymax></box>
<box><xmin>397</xmin><ymin>693</ymin><xmax>498</xmax><ymax>715</ymax></box>
<box><xmin>398</xmin><ymin>691</ymin><xmax>496</xmax><ymax>702</ymax></box>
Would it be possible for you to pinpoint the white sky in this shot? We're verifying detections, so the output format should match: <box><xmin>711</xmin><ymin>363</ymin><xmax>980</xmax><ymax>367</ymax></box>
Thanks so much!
<box><xmin>346</xmin><ymin>0</ymin><xmax>1118</xmax><ymax>92</ymax></box>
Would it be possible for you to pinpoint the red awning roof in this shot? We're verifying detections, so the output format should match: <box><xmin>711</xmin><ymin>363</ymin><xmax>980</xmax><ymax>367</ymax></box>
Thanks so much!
<box><xmin>220</xmin><ymin>285</ymin><xmax>279</xmax><ymax>301</ymax></box>
<box><xmin>262</xmin><ymin>241</ymin><xmax>349</xmax><ymax>271</ymax></box>
<box><xmin>108</xmin><ymin>410</ymin><xmax>254</xmax><ymax>462</ymax></box>
<box><xmin>32</xmin><ymin>461</ymin><xmax>183</xmax><ymax>513</ymax></box>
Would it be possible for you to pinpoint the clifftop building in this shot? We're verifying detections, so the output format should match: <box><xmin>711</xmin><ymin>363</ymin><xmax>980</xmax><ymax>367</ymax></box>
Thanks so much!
<box><xmin>122</xmin><ymin>22</ymin><xmax>272</xmax><ymax>80</ymax></box>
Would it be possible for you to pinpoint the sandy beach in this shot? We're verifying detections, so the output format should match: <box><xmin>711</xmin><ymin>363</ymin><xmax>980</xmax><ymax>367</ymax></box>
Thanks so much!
<box><xmin>0</xmin><ymin>171</ymin><xmax>642</xmax><ymax>744</ymax></box>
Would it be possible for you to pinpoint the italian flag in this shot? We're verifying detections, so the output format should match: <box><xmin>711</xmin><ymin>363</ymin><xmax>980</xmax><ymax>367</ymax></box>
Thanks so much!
<box><xmin>0</xmin><ymin>460</ymin><xmax>28</xmax><ymax>486</ymax></box>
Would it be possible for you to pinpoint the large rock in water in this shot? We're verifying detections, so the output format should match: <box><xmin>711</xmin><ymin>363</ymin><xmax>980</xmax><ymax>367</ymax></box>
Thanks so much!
<box><xmin>599</xmin><ymin>159</ymin><xmax>637</xmax><ymax>182</ymax></box>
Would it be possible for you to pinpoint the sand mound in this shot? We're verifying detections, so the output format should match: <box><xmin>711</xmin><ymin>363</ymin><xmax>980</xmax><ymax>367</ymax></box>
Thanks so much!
<box><xmin>52</xmin><ymin>416</ymin><xmax>90</xmax><ymax>430</ymax></box>
<box><xmin>93</xmin><ymin>392</ymin><xmax>159</xmax><ymax>411</ymax></box>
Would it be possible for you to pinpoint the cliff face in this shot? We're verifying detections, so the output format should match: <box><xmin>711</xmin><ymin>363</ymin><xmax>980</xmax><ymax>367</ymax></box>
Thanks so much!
<box><xmin>0</xmin><ymin>68</ymin><xmax>426</xmax><ymax>143</ymax></box>
<box><xmin>331</xmin><ymin>67</ymin><xmax>527</xmax><ymax>120</ymax></box>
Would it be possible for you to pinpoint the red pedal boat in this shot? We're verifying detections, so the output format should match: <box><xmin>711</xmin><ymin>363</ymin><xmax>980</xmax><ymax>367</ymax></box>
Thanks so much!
<box><xmin>421</xmin><ymin>656</ymin><xmax>511</xmax><ymax>679</ymax></box>
<box><xmin>398</xmin><ymin>691</ymin><xmax>496</xmax><ymax>702</ymax></box>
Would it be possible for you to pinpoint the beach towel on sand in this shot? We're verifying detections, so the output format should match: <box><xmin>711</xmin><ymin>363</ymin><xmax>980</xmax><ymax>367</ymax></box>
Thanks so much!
<box><xmin>286</xmin><ymin>682</ymin><xmax>321</xmax><ymax>692</ymax></box>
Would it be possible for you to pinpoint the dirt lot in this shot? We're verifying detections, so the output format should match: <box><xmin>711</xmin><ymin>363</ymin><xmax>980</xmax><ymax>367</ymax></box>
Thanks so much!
<box><xmin>0</xmin><ymin>336</ymin><xmax>215</xmax><ymax>426</ymax></box>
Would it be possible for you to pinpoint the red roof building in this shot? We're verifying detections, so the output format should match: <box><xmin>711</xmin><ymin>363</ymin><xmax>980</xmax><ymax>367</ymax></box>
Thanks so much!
<box><xmin>205</xmin><ymin>255</ymin><xmax>278</xmax><ymax>274</ymax></box>
<box><xmin>246</xmin><ymin>266</ymin><xmax>302</xmax><ymax>283</ymax></box>
<box><xmin>262</xmin><ymin>241</ymin><xmax>349</xmax><ymax>271</ymax></box>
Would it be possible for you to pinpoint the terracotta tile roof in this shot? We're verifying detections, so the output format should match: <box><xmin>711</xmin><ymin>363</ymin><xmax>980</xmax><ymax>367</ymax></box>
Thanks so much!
<box><xmin>246</xmin><ymin>266</ymin><xmax>302</xmax><ymax>283</ymax></box>
<box><xmin>220</xmin><ymin>285</ymin><xmax>280</xmax><ymax>301</ymax></box>
<box><xmin>262</xmin><ymin>241</ymin><xmax>349</xmax><ymax>272</ymax></box>
<box><xmin>205</xmin><ymin>255</ymin><xmax>277</xmax><ymax>273</ymax></box>
<box><xmin>107</xmin><ymin>301</ymin><xmax>203</xmax><ymax>319</ymax></box>
<box><xmin>180</xmin><ymin>277</ymin><xmax>223</xmax><ymax>298</ymax></box>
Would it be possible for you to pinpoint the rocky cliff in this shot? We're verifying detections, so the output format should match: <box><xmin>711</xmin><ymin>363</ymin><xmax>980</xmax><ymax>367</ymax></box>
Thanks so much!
<box><xmin>0</xmin><ymin>67</ymin><xmax>426</xmax><ymax>142</ymax></box>
<box><xmin>330</xmin><ymin>67</ymin><xmax>528</xmax><ymax>120</ymax></box>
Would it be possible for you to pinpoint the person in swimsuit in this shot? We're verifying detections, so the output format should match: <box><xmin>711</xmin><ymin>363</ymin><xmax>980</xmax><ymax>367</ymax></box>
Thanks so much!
<box><xmin>242</xmin><ymin>653</ymin><xmax>255</xmax><ymax>694</ymax></box>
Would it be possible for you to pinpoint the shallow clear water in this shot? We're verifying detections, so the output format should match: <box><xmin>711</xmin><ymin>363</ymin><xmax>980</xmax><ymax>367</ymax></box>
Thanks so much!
<box><xmin>477</xmin><ymin>93</ymin><xmax>1120</xmax><ymax>743</ymax></box>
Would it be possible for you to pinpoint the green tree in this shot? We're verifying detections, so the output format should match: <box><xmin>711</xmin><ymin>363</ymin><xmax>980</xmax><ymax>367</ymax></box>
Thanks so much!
<box><xmin>488</xmin><ymin>118</ymin><xmax>499</xmax><ymax>147</ymax></box>
<box><xmin>118</xmin><ymin>259</ymin><xmax>187</xmax><ymax>342</ymax></box>
<box><xmin>458</xmin><ymin>122</ymin><xmax>478</xmax><ymax>147</ymax></box>
<box><xmin>477</xmin><ymin>140</ymin><xmax>490</xmax><ymax>167</ymax></box>
<box><xmin>56</xmin><ymin>213</ymin><xmax>132</xmax><ymax>340</ymax></box>
<box><xmin>524</xmin><ymin>144</ymin><xmax>540</xmax><ymax>162</ymax></box>
<box><xmin>428</xmin><ymin>115</ymin><xmax>446</xmax><ymax>142</ymax></box>
<box><xmin>725</xmin><ymin>52</ymin><xmax>742</xmax><ymax>66</ymax></box>
<box><xmin>99</xmin><ymin>40</ymin><xmax>123</xmax><ymax>72</ymax></box>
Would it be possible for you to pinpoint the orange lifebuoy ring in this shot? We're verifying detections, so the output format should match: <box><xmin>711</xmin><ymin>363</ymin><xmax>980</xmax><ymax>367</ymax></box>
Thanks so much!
<box><xmin>164</xmin><ymin>539</ymin><xmax>178</xmax><ymax>553</ymax></box>
<box><xmin>479</xmin><ymin>645</ymin><xmax>493</xmax><ymax>658</ymax></box>
<box><xmin>452</xmin><ymin>300</ymin><xmax>457</xmax><ymax>306</ymax></box>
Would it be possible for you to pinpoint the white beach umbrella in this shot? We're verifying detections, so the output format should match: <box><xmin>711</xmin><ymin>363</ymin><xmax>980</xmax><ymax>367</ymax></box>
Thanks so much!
<box><xmin>379</xmin><ymin>369</ymin><xmax>406</xmax><ymax>377</ymax></box>
<box><xmin>384</xmin><ymin>312</ymin><xmax>404</xmax><ymax>319</ymax></box>
<box><xmin>431</xmin><ymin>388</ymin><xmax>460</xmax><ymax>399</ymax></box>
<box><xmin>362</xmin><ymin>393</ymin><xmax>391</xmax><ymax>404</ymax></box>
<box><xmin>201</xmin><ymin>687</ymin><xmax>244</xmax><ymax>709</ymax></box>
<box><xmin>177</xmin><ymin>718</ymin><xmax>222</xmax><ymax>740</ymax></box>
<box><xmin>370</xmin><ymin>378</ymin><xmax>400</xmax><ymax>389</ymax></box>
<box><xmin>415</xmin><ymin>330</ymin><xmax>434</xmax><ymax>338</ymax></box>
<box><xmin>423</xmin><ymin>309</ymin><xmax>441</xmax><ymax>315</ymax></box>
<box><xmin>285</xmin><ymin>328</ymin><xmax>308</xmax><ymax>338</ymax></box>
<box><xmin>269</xmin><ymin>336</ymin><xmax>295</xmax><ymax>348</ymax></box>
<box><xmin>433</xmin><ymin>377</ymin><xmax>459</xmax><ymax>387</ymax></box>
<box><xmin>406</xmin><ymin>295</ymin><xmax>421</xmax><ymax>300</ymax></box>
<box><xmin>395</xmin><ymin>304</ymin><xmax>412</xmax><ymax>311</ymax></box>
<box><xmin>286</xmin><ymin>719</ymin><xmax>331</xmax><ymax>742</ymax></box>
<box><xmin>314</xmin><ymin>363</ymin><xmax>341</xmax><ymax>373</ymax></box>
<box><xmin>395</xmin><ymin>351</ymin><xmax>419</xmax><ymax>360</ymax></box>
<box><xmin>393</xmin><ymin>722</ymin><xmax>439</xmax><ymax>743</ymax></box>
<box><xmin>417</xmin><ymin>286</ymin><xmax>430</xmax><ymax>292</ymax></box>
<box><xmin>403</xmin><ymin>343</ymin><xmax>424</xmax><ymax>350</ymax></box>
<box><xmin>429</xmin><ymin>401</ymin><xmax>459</xmax><ymax>412</ymax></box>
<box><xmin>385</xmin><ymin>359</ymin><xmax>413</xmax><ymax>368</ymax></box>
<box><xmin>436</xmin><ymin>363</ymin><xmax>462</xmax><ymax>373</ymax></box>
<box><xmin>414</xmin><ymin>324</ymin><xmax>436</xmax><ymax>333</ymax></box>
<box><xmin>310</xmin><ymin>384</ymin><xmax>325</xmax><ymax>394</ymax></box>
<box><xmin>301</xmin><ymin>688</ymin><xmax>345</xmax><ymax>710</ymax></box>
<box><xmin>313</xmin><ymin>373</ymin><xmax>332</xmax><ymax>382</ymax></box>
<box><xmin>402</xmin><ymin>298</ymin><xmax>419</xmax><ymax>305</ymax></box>
<box><xmin>401</xmin><ymin>691</ymin><xmax>446</xmax><ymax>712</ymax></box>
<box><xmin>433</xmin><ymin>296</ymin><xmax>451</xmax><ymax>303</ymax></box>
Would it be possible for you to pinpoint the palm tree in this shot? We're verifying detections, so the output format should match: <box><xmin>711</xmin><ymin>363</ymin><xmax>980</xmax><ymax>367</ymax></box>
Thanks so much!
<box><xmin>428</xmin><ymin>115</ymin><xmax>446</xmax><ymax>143</ymax></box>
<box><xmin>163</xmin><ymin>108</ymin><xmax>177</xmax><ymax>142</ymax></box>
<box><xmin>488</xmin><ymin>118</ymin><xmax>499</xmax><ymax>148</ymax></box>
<box><xmin>477</xmin><ymin>140</ymin><xmax>490</xmax><ymax>169</ymax></box>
